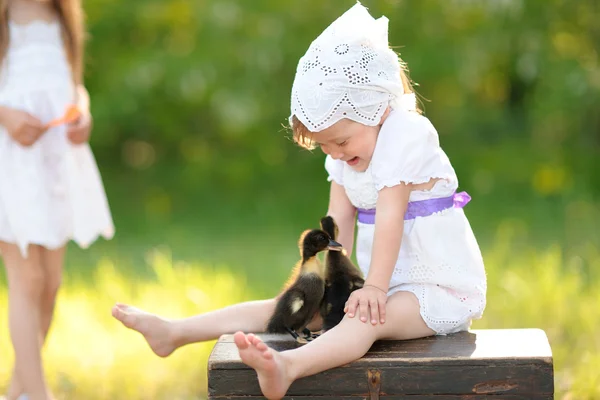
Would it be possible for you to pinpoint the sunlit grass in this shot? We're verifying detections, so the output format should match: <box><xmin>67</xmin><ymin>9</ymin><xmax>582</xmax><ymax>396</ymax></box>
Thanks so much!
<box><xmin>0</xmin><ymin>224</ymin><xmax>599</xmax><ymax>399</ymax></box>
<box><xmin>472</xmin><ymin>221</ymin><xmax>600</xmax><ymax>400</ymax></box>
<box><xmin>0</xmin><ymin>248</ymin><xmax>252</xmax><ymax>400</ymax></box>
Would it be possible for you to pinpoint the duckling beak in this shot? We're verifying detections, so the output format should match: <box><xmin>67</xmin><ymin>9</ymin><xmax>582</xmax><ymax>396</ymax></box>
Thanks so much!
<box><xmin>327</xmin><ymin>239</ymin><xmax>344</xmax><ymax>251</ymax></box>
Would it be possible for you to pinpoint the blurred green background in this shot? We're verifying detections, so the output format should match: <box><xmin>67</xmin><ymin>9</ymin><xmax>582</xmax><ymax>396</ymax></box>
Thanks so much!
<box><xmin>1</xmin><ymin>0</ymin><xmax>599</xmax><ymax>398</ymax></box>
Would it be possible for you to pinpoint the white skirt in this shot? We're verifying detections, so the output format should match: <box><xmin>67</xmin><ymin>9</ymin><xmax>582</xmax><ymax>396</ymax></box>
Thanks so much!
<box><xmin>355</xmin><ymin>207</ymin><xmax>487</xmax><ymax>335</ymax></box>
<box><xmin>0</xmin><ymin>88</ymin><xmax>114</xmax><ymax>258</ymax></box>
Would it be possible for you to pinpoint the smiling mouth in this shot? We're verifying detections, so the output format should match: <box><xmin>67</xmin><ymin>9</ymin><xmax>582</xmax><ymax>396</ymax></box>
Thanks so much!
<box><xmin>346</xmin><ymin>157</ymin><xmax>359</xmax><ymax>166</ymax></box>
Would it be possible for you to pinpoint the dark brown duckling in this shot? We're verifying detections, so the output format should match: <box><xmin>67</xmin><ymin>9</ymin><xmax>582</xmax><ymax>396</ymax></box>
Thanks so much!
<box><xmin>266</xmin><ymin>228</ymin><xmax>342</xmax><ymax>343</ymax></box>
<box><xmin>319</xmin><ymin>215</ymin><xmax>365</xmax><ymax>332</ymax></box>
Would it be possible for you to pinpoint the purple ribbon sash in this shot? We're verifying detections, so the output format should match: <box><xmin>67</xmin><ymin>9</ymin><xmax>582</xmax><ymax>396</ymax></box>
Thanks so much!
<box><xmin>357</xmin><ymin>191</ymin><xmax>471</xmax><ymax>224</ymax></box>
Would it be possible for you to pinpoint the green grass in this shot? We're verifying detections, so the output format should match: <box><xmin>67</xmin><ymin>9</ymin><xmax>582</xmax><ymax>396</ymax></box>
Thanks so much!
<box><xmin>1</xmin><ymin>166</ymin><xmax>599</xmax><ymax>399</ymax></box>
<box><xmin>0</xmin><ymin>248</ymin><xmax>253</xmax><ymax>400</ymax></box>
<box><xmin>474</xmin><ymin>222</ymin><xmax>600</xmax><ymax>398</ymax></box>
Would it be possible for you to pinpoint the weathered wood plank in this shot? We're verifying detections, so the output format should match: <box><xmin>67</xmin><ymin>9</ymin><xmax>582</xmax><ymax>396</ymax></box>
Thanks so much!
<box><xmin>209</xmin><ymin>396</ymin><xmax>553</xmax><ymax>400</ymax></box>
<box><xmin>208</xmin><ymin>364</ymin><xmax>553</xmax><ymax>397</ymax></box>
<box><xmin>208</xmin><ymin>329</ymin><xmax>553</xmax><ymax>370</ymax></box>
<box><xmin>207</xmin><ymin>328</ymin><xmax>554</xmax><ymax>398</ymax></box>
<box><xmin>209</xmin><ymin>341</ymin><xmax>552</xmax><ymax>370</ymax></box>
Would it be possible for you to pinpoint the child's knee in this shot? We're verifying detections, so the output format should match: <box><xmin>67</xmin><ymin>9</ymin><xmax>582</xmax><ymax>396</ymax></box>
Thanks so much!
<box><xmin>44</xmin><ymin>267</ymin><xmax>63</xmax><ymax>294</ymax></box>
<box><xmin>4</xmin><ymin>247</ymin><xmax>46</xmax><ymax>299</ymax></box>
<box><xmin>42</xmin><ymin>276</ymin><xmax>62</xmax><ymax>303</ymax></box>
<box><xmin>15</xmin><ymin>266</ymin><xmax>45</xmax><ymax>300</ymax></box>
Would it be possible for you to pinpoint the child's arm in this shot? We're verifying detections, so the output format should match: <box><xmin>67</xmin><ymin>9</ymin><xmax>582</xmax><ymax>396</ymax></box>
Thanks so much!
<box><xmin>345</xmin><ymin>182</ymin><xmax>411</xmax><ymax>325</ymax></box>
<box><xmin>365</xmin><ymin>183</ymin><xmax>411</xmax><ymax>291</ymax></box>
<box><xmin>75</xmin><ymin>84</ymin><xmax>90</xmax><ymax>114</ymax></box>
<box><xmin>67</xmin><ymin>84</ymin><xmax>93</xmax><ymax>144</ymax></box>
<box><xmin>326</xmin><ymin>181</ymin><xmax>356</xmax><ymax>255</ymax></box>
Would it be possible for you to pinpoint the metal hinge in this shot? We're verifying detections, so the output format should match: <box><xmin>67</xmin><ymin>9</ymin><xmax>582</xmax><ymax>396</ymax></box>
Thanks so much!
<box><xmin>367</xmin><ymin>369</ymin><xmax>381</xmax><ymax>400</ymax></box>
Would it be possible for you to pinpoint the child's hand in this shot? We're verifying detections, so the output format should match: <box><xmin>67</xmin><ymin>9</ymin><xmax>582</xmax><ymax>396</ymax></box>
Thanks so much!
<box><xmin>344</xmin><ymin>284</ymin><xmax>388</xmax><ymax>325</ymax></box>
<box><xmin>66</xmin><ymin>111</ymin><xmax>92</xmax><ymax>145</ymax></box>
<box><xmin>0</xmin><ymin>107</ymin><xmax>47</xmax><ymax>146</ymax></box>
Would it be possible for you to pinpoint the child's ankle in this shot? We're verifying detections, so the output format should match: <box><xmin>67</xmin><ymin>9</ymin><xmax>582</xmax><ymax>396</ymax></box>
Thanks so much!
<box><xmin>279</xmin><ymin>352</ymin><xmax>298</xmax><ymax>381</ymax></box>
<box><xmin>169</xmin><ymin>320</ymin><xmax>185</xmax><ymax>349</ymax></box>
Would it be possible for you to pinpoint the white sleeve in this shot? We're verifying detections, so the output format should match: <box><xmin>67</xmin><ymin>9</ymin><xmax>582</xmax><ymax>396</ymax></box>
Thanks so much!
<box><xmin>324</xmin><ymin>154</ymin><xmax>344</xmax><ymax>186</ymax></box>
<box><xmin>371</xmin><ymin>110</ymin><xmax>452</xmax><ymax>190</ymax></box>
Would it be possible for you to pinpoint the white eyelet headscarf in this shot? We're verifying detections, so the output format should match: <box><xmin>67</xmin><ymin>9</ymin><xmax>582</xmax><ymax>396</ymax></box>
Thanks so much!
<box><xmin>289</xmin><ymin>1</ymin><xmax>416</xmax><ymax>133</ymax></box>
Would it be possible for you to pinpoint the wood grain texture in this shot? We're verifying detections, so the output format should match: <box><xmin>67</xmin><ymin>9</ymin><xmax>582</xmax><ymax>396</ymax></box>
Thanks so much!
<box><xmin>207</xmin><ymin>329</ymin><xmax>554</xmax><ymax>399</ymax></box>
<box><xmin>208</xmin><ymin>396</ymin><xmax>554</xmax><ymax>399</ymax></box>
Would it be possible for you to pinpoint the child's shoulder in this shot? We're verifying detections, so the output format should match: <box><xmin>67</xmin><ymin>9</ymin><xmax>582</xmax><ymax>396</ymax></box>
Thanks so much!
<box><xmin>377</xmin><ymin>109</ymin><xmax>438</xmax><ymax>152</ymax></box>
<box><xmin>371</xmin><ymin>108</ymin><xmax>445</xmax><ymax>185</ymax></box>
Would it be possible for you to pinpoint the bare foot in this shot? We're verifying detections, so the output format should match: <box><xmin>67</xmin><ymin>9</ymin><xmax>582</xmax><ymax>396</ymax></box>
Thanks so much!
<box><xmin>111</xmin><ymin>303</ymin><xmax>176</xmax><ymax>357</ymax></box>
<box><xmin>233</xmin><ymin>331</ymin><xmax>293</xmax><ymax>400</ymax></box>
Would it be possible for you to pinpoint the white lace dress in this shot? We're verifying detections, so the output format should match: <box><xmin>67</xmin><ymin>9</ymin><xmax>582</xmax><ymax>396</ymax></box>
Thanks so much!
<box><xmin>0</xmin><ymin>21</ymin><xmax>114</xmax><ymax>258</ymax></box>
<box><xmin>325</xmin><ymin>108</ymin><xmax>487</xmax><ymax>334</ymax></box>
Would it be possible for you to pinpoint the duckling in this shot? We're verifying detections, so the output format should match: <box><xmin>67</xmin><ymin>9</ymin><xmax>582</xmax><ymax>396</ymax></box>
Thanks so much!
<box><xmin>319</xmin><ymin>215</ymin><xmax>365</xmax><ymax>332</ymax></box>
<box><xmin>266</xmin><ymin>228</ymin><xmax>343</xmax><ymax>343</ymax></box>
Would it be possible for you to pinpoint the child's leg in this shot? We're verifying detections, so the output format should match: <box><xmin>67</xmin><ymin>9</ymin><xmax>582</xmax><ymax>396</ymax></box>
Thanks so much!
<box><xmin>234</xmin><ymin>291</ymin><xmax>434</xmax><ymax>400</ymax></box>
<box><xmin>0</xmin><ymin>242</ymin><xmax>51</xmax><ymax>400</ymax></box>
<box><xmin>39</xmin><ymin>246</ymin><xmax>65</xmax><ymax>341</ymax></box>
<box><xmin>112</xmin><ymin>297</ymin><xmax>282</xmax><ymax>357</ymax></box>
<box><xmin>6</xmin><ymin>246</ymin><xmax>65</xmax><ymax>400</ymax></box>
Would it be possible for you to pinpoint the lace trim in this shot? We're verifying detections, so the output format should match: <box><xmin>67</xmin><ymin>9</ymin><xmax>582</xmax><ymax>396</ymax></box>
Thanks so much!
<box><xmin>374</xmin><ymin>174</ymin><xmax>456</xmax><ymax>191</ymax></box>
<box><xmin>326</xmin><ymin>173</ymin><xmax>343</xmax><ymax>186</ymax></box>
<box><xmin>9</xmin><ymin>19</ymin><xmax>60</xmax><ymax>33</ymax></box>
<box><xmin>401</xmin><ymin>283</ymin><xmax>485</xmax><ymax>335</ymax></box>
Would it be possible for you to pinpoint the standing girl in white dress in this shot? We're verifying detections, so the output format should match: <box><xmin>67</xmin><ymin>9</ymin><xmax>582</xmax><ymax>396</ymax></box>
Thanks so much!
<box><xmin>112</xmin><ymin>3</ymin><xmax>486</xmax><ymax>399</ymax></box>
<box><xmin>0</xmin><ymin>0</ymin><xmax>114</xmax><ymax>399</ymax></box>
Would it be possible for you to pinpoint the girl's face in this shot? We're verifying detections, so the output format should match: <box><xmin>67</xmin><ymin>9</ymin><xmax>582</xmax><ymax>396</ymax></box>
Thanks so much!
<box><xmin>311</xmin><ymin>108</ymin><xmax>390</xmax><ymax>172</ymax></box>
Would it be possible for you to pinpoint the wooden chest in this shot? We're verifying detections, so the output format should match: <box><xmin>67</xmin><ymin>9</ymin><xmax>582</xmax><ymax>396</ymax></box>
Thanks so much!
<box><xmin>207</xmin><ymin>328</ymin><xmax>554</xmax><ymax>399</ymax></box>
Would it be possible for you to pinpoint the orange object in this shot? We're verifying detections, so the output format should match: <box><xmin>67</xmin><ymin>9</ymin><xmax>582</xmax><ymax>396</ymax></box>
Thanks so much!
<box><xmin>46</xmin><ymin>105</ymin><xmax>81</xmax><ymax>128</ymax></box>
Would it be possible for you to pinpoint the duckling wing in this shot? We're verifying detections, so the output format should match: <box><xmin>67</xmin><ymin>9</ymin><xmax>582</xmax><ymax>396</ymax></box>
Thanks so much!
<box><xmin>266</xmin><ymin>287</ymin><xmax>306</xmax><ymax>333</ymax></box>
<box><xmin>267</xmin><ymin>273</ymin><xmax>326</xmax><ymax>334</ymax></box>
<box><xmin>286</xmin><ymin>274</ymin><xmax>326</xmax><ymax>331</ymax></box>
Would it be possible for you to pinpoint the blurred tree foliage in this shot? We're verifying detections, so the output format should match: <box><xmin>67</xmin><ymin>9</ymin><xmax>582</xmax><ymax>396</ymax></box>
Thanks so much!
<box><xmin>83</xmin><ymin>0</ymin><xmax>599</xmax><ymax>199</ymax></box>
